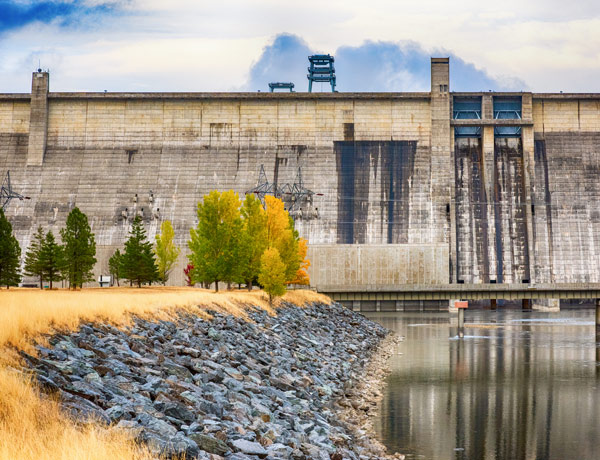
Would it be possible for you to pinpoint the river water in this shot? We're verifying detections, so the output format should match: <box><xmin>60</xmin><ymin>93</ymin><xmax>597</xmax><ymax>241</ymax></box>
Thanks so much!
<box><xmin>365</xmin><ymin>310</ymin><xmax>600</xmax><ymax>460</ymax></box>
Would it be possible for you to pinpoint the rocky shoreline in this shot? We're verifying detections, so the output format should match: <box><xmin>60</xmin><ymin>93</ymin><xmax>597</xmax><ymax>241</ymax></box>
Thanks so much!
<box><xmin>21</xmin><ymin>301</ymin><xmax>401</xmax><ymax>459</ymax></box>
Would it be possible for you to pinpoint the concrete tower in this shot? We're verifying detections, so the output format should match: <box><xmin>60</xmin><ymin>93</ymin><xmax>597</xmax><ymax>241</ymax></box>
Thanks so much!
<box><xmin>26</xmin><ymin>71</ymin><xmax>49</xmax><ymax>166</ymax></box>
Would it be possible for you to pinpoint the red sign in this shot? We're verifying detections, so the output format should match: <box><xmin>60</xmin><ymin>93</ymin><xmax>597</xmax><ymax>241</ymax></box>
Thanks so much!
<box><xmin>456</xmin><ymin>301</ymin><xmax>469</xmax><ymax>309</ymax></box>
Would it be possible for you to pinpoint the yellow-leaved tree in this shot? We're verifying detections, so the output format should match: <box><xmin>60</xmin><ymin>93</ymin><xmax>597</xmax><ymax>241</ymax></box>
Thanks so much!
<box><xmin>290</xmin><ymin>238</ymin><xmax>310</xmax><ymax>285</ymax></box>
<box><xmin>258</xmin><ymin>247</ymin><xmax>287</xmax><ymax>305</ymax></box>
<box><xmin>265</xmin><ymin>196</ymin><xmax>299</xmax><ymax>283</ymax></box>
<box><xmin>264</xmin><ymin>195</ymin><xmax>310</xmax><ymax>285</ymax></box>
<box><xmin>239</xmin><ymin>194</ymin><xmax>268</xmax><ymax>290</ymax></box>
<box><xmin>154</xmin><ymin>220</ymin><xmax>180</xmax><ymax>285</ymax></box>
<box><xmin>188</xmin><ymin>190</ymin><xmax>243</xmax><ymax>291</ymax></box>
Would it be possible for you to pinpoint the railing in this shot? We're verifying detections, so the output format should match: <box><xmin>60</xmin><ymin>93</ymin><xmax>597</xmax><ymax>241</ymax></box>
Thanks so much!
<box><xmin>453</xmin><ymin>110</ymin><xmax>482</xmax><ymax>120</ymax></box>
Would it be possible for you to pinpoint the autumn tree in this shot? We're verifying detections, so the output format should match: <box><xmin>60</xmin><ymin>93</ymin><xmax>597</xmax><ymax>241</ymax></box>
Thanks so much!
<box><xmin>61</xmin><ymin>207</ymin><xmax>97</xmax><ymax>289</ymax></box>
<box><xmin>0</xmin><ymin>209</ymin><xmax>21</xmax><ymax>289</ymax></box>
<box><xmin>39</xmin><ymin>231</ymin><xmax>64</xmax><ymax>289</ymax></box>
<box><xmin>188</xmin><ymin>190</ymin><xmax>243</xmax><ymax>291</ymax></box>
<box><xmin>108</xmin><ymin>249</ymin><xmax>123</xmax><ymax>287</ymax></box>
<box><xmin>183</xmin><ymin>263</ymin><xmax>195</xmax><ymax>286</ymax></box>
<box><xmin>239</xmin><ymin>194</ymin><xmax>267</xmax><ymax>290</ymax></box>
<box><xmin>121</xmin><ymin>216</ymin><xmax>159</xmax><ymax>287</ymax></box>
<box><xmin>258</xmin><ymin>247</ymin><xmax>287</xmax><ymax>306</ymax></box>
<box><xmin>264</xmin><ymin>195</ymin><xmax>301</xmax><ymax>284</ymax></box>
<box><xmin>290</xmin><ymin>238</ymin><xmax>310</xmax><ymax>285</ymax></box>
<box><xmin>154</xmin><ymin>220</ymin><xmax>180</xmax><ymax>285</ymax></box>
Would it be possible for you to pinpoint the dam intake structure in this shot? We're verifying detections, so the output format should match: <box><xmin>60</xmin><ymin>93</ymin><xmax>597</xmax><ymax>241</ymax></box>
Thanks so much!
<box><xmin>2</xmin><ymin>58</ymin><xmax>600</xmax><ymax>307</ymax></box>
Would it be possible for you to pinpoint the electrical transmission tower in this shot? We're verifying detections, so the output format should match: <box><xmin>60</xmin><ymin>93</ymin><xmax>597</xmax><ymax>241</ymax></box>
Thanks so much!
<box><xmin>245</xmin><ymin>165</ymin><xmax>279</xmax><ymax>205</ymax></box>
<box><xmin>1</xmin><ymin>171</ymin><xmax>29</xmax><ymax>211</ymax></box>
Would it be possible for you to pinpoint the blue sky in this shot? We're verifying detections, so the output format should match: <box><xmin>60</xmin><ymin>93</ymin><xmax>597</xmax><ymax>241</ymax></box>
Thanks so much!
<box><xmin>246</xmin><ymin>35</ymin><xmax>526</xmax><ymax>92</ymax></box>
<box><xmin>0</xmin><ymin>0</ymin><xmax>599</xmax><ymax>93</ymax></box>
<box><xmin>0</xmin><ymin>1</ymin><xmax>122</xmax><ymax>33</ymax></box>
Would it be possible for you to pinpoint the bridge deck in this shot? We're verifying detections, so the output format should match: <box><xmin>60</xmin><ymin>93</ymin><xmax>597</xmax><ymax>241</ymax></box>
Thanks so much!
<box><xmin>318</xmin><ymin>283</ymin><xmax>600</xmax><ymax>301</ymax></box>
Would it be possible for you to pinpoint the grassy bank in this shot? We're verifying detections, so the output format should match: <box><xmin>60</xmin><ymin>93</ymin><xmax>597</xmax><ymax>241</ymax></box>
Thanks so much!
<box><xmin>0</xmin><ymin>287</ymin><xmax>330</xmax><ymax>460</ymax></box>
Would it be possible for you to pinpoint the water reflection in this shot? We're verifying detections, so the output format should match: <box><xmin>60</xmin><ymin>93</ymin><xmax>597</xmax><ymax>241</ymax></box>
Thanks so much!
<box><xmin>367</xmin><ymin>311</ymin><xmax>600</xmax><ymax>460</ymax></box>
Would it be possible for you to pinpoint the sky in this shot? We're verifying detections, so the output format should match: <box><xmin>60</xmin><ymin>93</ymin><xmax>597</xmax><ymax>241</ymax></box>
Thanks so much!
<box><xmin>0</xmin><ymin>0</ymin><xmax>599</xmax><ymax>93</ymax></box>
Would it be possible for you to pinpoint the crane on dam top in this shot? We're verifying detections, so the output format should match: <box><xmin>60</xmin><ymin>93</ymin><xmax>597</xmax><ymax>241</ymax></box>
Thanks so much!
<box><xmin>1</xmin><ymin>171</ymin><xmax>29</xmax><ymax>211</ymax></box>
<box><xmin>268</xmin><ymin>82</ymin><xmax>295</xmax><ymax>92</ymax></box>
<box><xmin>307</xmin><ymin>54</ymin><xmax>336</xmax><ymax>92</ymax></box>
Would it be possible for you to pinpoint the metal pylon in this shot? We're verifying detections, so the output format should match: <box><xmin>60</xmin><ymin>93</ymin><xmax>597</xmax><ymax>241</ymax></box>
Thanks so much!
<box><xmin>245</xmin><ymin>165</ymin><xmax>278</xmax><ymax>205</ymax></box>
<box><xmin>1</xmin><ymin>171</ymin><xmax>28</xmax><ymax>211</ymax></box>
<box><xmin>280</xmin><ymin>167</ymin><xmax>316</xmax><ymax>215</ymax></box>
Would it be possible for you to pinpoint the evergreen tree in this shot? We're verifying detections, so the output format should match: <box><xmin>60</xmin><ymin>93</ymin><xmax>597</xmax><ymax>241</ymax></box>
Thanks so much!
<box><xmin>258</xmin><ymin>247</ymin><xmax>286</xmax><ymax>306</ymax></box>
<box><xmin>121</xmin><ymin>216</ymin><xmax>159</xmax><ymax>287</ymax></box>
<box><xmin>239</xmin><ymin>194</ymin><xmax>267</xmax><ymax>290</ymax></box>
<box><xmin>24</xmin><ymin>226</ymin><xmax>45</xmax><ymax>289</ymax></box>
<box><xmin>188</xmin><ymin>190</ymin><xmax>242</xmax><ymax>291</ymax></box>
<box><xmin>154</xmin><ymin>220</ymin><xmax>180</xmax><ymax>285</ymax></box>
<box><xmin>108</xmin><ymin>249</ymin><xmax>123</xmax><ymax>287</ymax></box>
<box><xmin>60</xmin><ymin>207</ymin><xmax>97</xmax><ymax>289</ymax></box>
<box><xmin>39</xmin><ymin>231</ymin><xmax>64</xmax><ymax>289</ymax></box>
<box><xmin>0</xmin><ymin>209</ymin><xmax>21</xmax><ymax>289</ymax></box>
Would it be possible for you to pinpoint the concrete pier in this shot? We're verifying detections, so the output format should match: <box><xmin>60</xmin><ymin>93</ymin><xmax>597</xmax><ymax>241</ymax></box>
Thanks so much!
<box><xmin>596</xmin><ymin>299</ymin><xmax>600</xmax><ymax>342</ymax></box>
<box><xmin>458</xmin><ymin>308</ymin><xmax>465</xmax><ymax>338</ymax></box>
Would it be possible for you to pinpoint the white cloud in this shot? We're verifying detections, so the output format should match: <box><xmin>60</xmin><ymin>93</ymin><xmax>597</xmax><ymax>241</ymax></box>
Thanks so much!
<box><xmin>0</xmin><ymin>0</ymin><xmax>599</xmax><ymax>92</ymax></box>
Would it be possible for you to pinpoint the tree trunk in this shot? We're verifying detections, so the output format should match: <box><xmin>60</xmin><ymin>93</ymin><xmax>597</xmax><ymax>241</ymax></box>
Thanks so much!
<box><xmin>49</xmin><ymin>279</ymin><xmax>53</xmax><ymax>289</ymax></box>
<box><xmin>215</xmin><ymin>280</ymin><xmax>219</xmax><ymax>292</ymax></box>
<box><xmin>39</xmin><ymin>275</ymin><xmax>43</xmax><ymax>289</ymax></box>
<box><xmin>137</xmin><ymin>278</ymin><xmax>141</xmax><ymax>288</ymax></box>
<box><xmin>227</xmin><ymin>282</ymin><xmax>231</xmax><ymax>291</ymax></box>
<box><xmin>247</xmin><ymin>280</ymin><xmax>253</xmax><ymax>292</ymax></box>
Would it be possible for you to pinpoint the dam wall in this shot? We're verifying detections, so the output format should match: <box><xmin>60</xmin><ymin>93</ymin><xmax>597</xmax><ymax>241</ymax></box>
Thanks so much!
<box><xmin>1</xmin><ymin>60</ymin><xmax>600</xmax><ymax>288</ymax></box>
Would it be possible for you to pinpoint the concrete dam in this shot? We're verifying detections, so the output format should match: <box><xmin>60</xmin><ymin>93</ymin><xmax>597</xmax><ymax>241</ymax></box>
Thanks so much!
<box><xmin>2</xmin><ymin>58</ymin><xmax>600</xmax><ymax>309</ymax></box>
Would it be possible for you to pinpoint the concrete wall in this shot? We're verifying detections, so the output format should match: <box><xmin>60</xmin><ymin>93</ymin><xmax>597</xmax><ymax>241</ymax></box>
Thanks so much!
<box><xmin>308</xmin><ymin>244</ymin><xmax>449</xmax><ymax>290</ymax></box>
<box><xmin>0</xmin><ymin>84</ymin><xmax>438</xmax><ymax>286</ymax></box>
<box><xmin>451</xmin><ymin>93</ymin><xmax>600</xmax><ymax>285</ymax></box>
<box><xmin>2</xmin><ymin>63</ymin><xmax>600</xmax><ymax>289</ymax></box>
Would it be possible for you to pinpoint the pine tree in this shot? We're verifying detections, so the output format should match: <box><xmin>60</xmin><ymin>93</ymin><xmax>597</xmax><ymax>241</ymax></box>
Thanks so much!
<box><xmin>239</xmin><ymin>194</ymin><xmax>267</xmax><ymax>290</ymax></box>
<box><xmin>154</xmin><ymin>220</ymin><xmax>180</xmax><ymax>285</ymax></box>
<box><xmin>188</xmin><ymin>190</ymin><xmax>242</xmax><ymax>291</ymax></box>
<box><xmin>108</xmin><ymin>249</ymin><xmax>123</xmax><ymax>287</ymax></box>
<box><xmin>0</xmin><ymin>209</ymin><xmax>21</xmax><ymax>289</ymax></box>
<box><xmin>24</xmin><ymin>226</ymin><xmax>45</xmax><ymax>289</ymax></box>
<box><xmin>61</xmin><ymin>207</ymin><xmax>97</xmax><ymax>289</ymax></box>
<box><xmin>121</xmin><ymin>216</ymin><xmax>159</xmax><ymax>287</ymax></box>
<box><xmin>258</xmin><ymin>247</ymin><xmax>286</xmax><ymax>306</ymax></box>
<box><xmin>39</xmin><ymin>231</ymin><xmax>64</xmax><ymax>289</ymax></box>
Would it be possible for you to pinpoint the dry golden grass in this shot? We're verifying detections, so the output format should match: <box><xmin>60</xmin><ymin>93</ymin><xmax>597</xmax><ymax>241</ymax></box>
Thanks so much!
<box><xmin>0</xmin><ymin>286</ymin><xmax>331</xmax><ymax>460</ymax></box>
<box><xmin>0</xmin><ymin>367</ymin><xmax>154</xmax><ymax>460</ymax></box>
<box><xmin>0</xmin><ymin>286</ymin><xmax>330</xmax><ymax>352</ymax></box>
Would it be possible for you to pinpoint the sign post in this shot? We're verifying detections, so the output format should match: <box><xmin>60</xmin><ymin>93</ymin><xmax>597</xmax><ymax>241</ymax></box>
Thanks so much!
<box><xmin>456</xmin><ymin>301</ymin><xmax>468</xmax><ymax>338</ymax></box>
